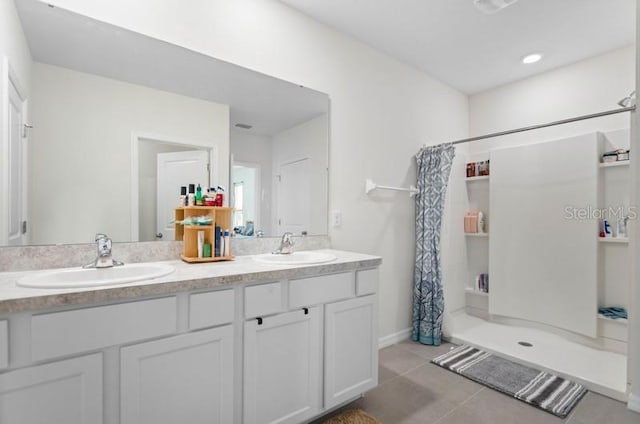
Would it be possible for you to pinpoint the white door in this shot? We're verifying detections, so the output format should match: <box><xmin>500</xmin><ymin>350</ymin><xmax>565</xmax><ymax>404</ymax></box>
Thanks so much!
<box><xmin>244</xmin><ymin>308</ymin><xmax>322</xmax><ymax>424</ymax></box>
<box><xmin>121</xmin><ymin>326</ymin><xmax>234</xmax><ymax>424</ymax></box>
<box><xmin>276</xmin><ymin>158</ymin><xmax>310</xmax><ymax>235</ymax></box>
<box><xmin>324</xmin><ymin>295</ymin><xmax>378</xmax><ymax>409</ymax></box>
<box><xmin>157</xmin><ymin>150</ymin><xmax>208</xmax><ymax>240</ymax></box>
<box><xmin>0</xmin><ymin>354</ymin><xmax>103</xmax><ymax>424</ymax></box>
<box><xmin>6</xmin><ymin>77</ymin><xmax>26</xmax><ymax>246</ymax></box>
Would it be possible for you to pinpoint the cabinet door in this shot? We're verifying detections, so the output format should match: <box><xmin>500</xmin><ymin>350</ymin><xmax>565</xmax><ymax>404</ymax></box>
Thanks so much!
<box><xmin>244</xmin><ymin>308</ymin><xmax>321</xmax><ymax>424</ymax></box>
<box><xmin>121</xmin><ymin>326</ymin><xmax>234</xmax><ymax>424</ymax></box>
<box><xmin>324</xmin><ymin>295</ymin><xmax>378</xmax><ymax>409</ymax></box>
<box><xmin>0</xmin><ymin>353</ymin><xmax>102</xmax><ymax>424</ymax></box>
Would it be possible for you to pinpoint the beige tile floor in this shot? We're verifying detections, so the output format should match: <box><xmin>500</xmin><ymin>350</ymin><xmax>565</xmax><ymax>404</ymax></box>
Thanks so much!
<box><xmin>316</xmin><ymin>341</ymin><xmax>640</xmax><ymax>424</ymax></box>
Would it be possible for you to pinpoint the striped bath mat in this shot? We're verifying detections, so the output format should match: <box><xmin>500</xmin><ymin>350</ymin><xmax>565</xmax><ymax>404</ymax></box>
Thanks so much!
<box><xmin>432</xmin><ymin>345</ymin><xmax>587</xmax><ymax>418</ymax></box>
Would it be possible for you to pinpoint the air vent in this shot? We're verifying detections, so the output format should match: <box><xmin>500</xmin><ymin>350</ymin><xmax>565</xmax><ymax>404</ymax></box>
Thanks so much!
<box><xmin>473</xmin><ymin>0</ymin><xmax>518</xmax><ymax>15</ymax></box>
<box><xmin>235</xmin><ymin>123</ymin><xmax>253</xmax><ymax>130</ymax></box>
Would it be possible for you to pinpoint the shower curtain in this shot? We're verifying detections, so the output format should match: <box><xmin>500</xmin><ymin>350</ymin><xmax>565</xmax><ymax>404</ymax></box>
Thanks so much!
<box><xmin>412</xmin><ymin>143</ymin><xmax>455</xmax><ymax>346</ymax></box>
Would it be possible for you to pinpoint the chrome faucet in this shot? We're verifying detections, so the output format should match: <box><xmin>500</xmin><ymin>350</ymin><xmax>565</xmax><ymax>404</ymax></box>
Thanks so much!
<box><xmin>83</xmin><ymin>233</ymin><xmax>124</xmax><ymax>268</ymax></box>
<box><xmin>273</xmin><ymin>232</ymin><xmax>295</xmax><ymax>254</ymax></box>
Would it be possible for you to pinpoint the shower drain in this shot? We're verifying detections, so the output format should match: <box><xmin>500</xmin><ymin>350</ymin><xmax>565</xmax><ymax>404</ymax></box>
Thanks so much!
<box><xmin>518</xmin><ymin>341</ymin><xmax>533</xmax><ymax>347</ymax></box>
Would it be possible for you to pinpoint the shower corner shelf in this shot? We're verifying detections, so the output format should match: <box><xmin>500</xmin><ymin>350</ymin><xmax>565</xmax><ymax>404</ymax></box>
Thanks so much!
<box><xmin>465</xmin><ymin>288</ymin><xmax>489</xmax><ymax>297</ymax></box>
<box><xmin>598</xmin><ymin>237</ymin><xmax>629</xmax><ymax>244</ymax></box>
<box><xmin>465</xmin><ymin>233</ymin><xmax>489</xmax><ymax>238</ymax></box>
<box><xmin>599</xmin><ymin>161</ymin><xmax>629</xmax><ymax>169</ymax></box>
<box><xmin>465</xmin><ymin>175</ymin><xmax>490</xmax><ymax>182</ymax></box>
<box><xmin>597</xmin><ymin>313</ymin><xmax>628</xmax><ymax>325</ymax></box>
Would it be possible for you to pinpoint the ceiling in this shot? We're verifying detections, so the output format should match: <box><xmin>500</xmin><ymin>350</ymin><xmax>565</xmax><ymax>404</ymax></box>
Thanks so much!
<box><xmin>16</xmin><ymin>0</ymin><xmax>328</xmax><ymax>136</ymax></box>
<box><xmin>279</xmin><ymin>0</ymin><xmax>636</xmax><ymax>94</ymax></box>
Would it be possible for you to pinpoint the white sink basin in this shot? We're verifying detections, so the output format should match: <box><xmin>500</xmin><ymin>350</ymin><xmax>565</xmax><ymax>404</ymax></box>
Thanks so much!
<box><xmin>253</xmin><ymin>251</ymin><xmax>337</xmax><ymax>265</ymax></box>
<box><xmin>17</xmin><ymin>263</ymin><xmax>175</xmax><ymax>289</ymax></box>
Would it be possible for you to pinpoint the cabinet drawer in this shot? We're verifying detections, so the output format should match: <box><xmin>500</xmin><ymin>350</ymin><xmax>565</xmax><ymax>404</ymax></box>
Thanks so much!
<box><xmin>32</xmin><ymin>297</ymin><xmax>177</xmax><ymax>361</ymax></box>
<box><xmin>189</xmin><ymin>289</ymin><xmax>235</xmax><ymax>330</ymax></box>
<box><xmin>245</xmin><ymin>282</ymin><xmax>283</xmax><ymax>318</ymax></box>
<box><xmin>289</xmin><ymin>273</ymin><xmax>354</xmax><ymax>308</ymax></box>
<box><xmin>356</xmin><ymin>268</ymin><xmax>378</xmax><ymax>296</ymax></box>
<box><xmin>0</xmin><ymin>320</ymin><xmax>7</xmax><ymax>370</ymax></box>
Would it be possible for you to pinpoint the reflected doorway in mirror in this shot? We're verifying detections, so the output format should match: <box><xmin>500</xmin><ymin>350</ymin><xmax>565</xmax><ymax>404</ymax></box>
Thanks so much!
<box><xmin>231</xmin><ymin>161</ymin><xmax>261</xmax><ymax>236</ymax></box>
<box><xmin>130</xmin><ymin>132</ymin><xmax>219</xmax><ymax>242</ymax></box>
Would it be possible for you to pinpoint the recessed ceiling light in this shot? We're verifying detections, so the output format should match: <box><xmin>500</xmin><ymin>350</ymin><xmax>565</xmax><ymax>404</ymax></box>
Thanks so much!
<box><xmin>522</xmin><ymin>53</ymin><xmax>543</xmax><ymax>64</ymax></box>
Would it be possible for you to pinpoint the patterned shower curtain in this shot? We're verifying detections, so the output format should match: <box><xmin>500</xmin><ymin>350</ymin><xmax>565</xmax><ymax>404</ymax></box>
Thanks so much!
<box><xmin>412</xmin><ymin>143</ymin><xmax>455</xmax><ymax>346</ymax></box>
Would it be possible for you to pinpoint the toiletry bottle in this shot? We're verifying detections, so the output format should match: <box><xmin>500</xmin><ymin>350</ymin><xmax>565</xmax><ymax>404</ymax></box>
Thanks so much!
<box><xmin>214</xmin><ymin>226</ymin><xmax>222</xmax><ymax>256</ymax></box>
<box><xmin>223</xmin><ymin>229</ymin><xmax>230</xmax><ymax>256</ymax></box>
<box><xmin>196</xmin><ymin>184</ymin><xmax>203</xmax><ymax>206</ymax></box>
<box><xmin>197</xmin><ymin>230</ymin><xmax>205</xmax><ymax>258</ymax></box>
<box><xmin>477</xmin><ymin>211</ymin><xmax>485</xmax><ymax>233</ymax></box>
<box><xmin>469</xmin><ymin>211</ymin><xmax>478</xmax><ymax>233</ymax></box>
<box><xmin>188</xmin><ymin>184</ymin><xmax>196</xmax><ymax>207</ymax></box>
<box><xmin>215</xmin><ymin>185</ymin><xmax>225</xmax><ymax>207</ymax></box>
<box><xmin>603</xmin><ymin>219</ymin><xmax>613</xmax><ymax>238</ymax></box>
<box><xmin>179</xmin><ymin>186</ymin><xmax>187</xmax><ymax>207</ymax></box>
<box><xmin>205</xmin><ymin>188</ymin><xmax>215</xmax><ymax>206</ymax></box>
<box><xmin>617</xmin><ymin>217</ymin><xmax>629</xmax><ymax>238</ymax></box>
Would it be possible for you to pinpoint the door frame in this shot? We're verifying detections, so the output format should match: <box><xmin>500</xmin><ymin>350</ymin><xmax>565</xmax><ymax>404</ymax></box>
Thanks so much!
<box><xmin>130</xmin><ymin>131</ymin><xmax>218</xmax><ymax>241</ymax></box>
<box><xmin>230</xmin><ymin>159</ymin><xmax>261</xmax><ymax>233</ymax></box>
<box><xmin>1</xmin><ymin>57</ymin><xmax>28</xmax><ymax>245</ymax></box>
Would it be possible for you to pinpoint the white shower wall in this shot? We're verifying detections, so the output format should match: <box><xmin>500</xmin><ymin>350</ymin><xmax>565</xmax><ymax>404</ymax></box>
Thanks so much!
<box><xmin>489</xmin><ymin>134</ymin><xmax>599</xmax><ymax>337</ymax></box>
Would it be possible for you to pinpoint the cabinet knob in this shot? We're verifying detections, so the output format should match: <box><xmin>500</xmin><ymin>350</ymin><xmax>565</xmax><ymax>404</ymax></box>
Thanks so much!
<box><xmin>257</xmin><ymin>317</ymin><xmax>263</xmax><ymax>325</ymax></box>
<box><xmin>303</xmin><ymin>308</ymin><xmax>309</xmax><ymax>315</ymax></box>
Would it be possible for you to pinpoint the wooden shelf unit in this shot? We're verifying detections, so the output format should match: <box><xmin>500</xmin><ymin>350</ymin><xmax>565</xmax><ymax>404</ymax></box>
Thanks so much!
<box><xmin>174</xmin><ymin>206</ymin><xmax>234</xmax><ymax>263</ymax></box>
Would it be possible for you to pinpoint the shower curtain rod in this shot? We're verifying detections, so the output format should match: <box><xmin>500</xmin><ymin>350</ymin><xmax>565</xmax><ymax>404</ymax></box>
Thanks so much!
<box><xmin>447</xmin><ymin>105</ymin><xmax>636</xmax><ymax>146</ymax></box>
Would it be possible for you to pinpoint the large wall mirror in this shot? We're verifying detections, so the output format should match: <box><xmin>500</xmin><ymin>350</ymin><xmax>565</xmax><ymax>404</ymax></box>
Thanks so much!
<box><xmin>6</xmin><ymin>0</ymin><xmax>329</xmax><ymax>246</ymax></box>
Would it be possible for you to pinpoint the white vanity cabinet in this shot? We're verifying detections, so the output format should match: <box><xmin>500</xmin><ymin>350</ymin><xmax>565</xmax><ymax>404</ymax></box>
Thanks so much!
<box><xmin>121</xmin><ymin>326</ymin><xmax>234</xmax><ymax>424</ymax></box>
<box><xmin>324</xmin><ymin>294</ymin><xmax>378</xmax><ymax>409</ymax></box>
<box><xmin>0</xmin><ymin>320</ymin><xmax>7</xmax><ymax>370</ymax></box>
<box><xmin>0</xmin><ymin>253</ymin><xmax>381</xmax><ymax>424</ymax></box>
<box><xmin>244</xmin><ymin>307</ymin><xmax>322</xmax><ymax>424</ymax></box>
<box><xmin>243</xmin><ymin>268</ymin><xmax>379</xmax><ymax>423</ymax></box>
<box><xmin>0</xmin><ymin>353</ymin><xmax>103</xmax><ymax>424</ymax></box>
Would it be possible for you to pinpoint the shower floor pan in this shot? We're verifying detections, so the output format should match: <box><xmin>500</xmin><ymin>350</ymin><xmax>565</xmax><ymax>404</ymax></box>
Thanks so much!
<box><xmin>447</xmin><ymin>312</ymin><xmax>627</xmax><ymax>402</ymax></box>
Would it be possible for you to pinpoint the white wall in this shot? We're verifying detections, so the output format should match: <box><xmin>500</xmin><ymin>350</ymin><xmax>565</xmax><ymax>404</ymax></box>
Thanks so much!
<box><xmin>0</xmin><ymin>1</ymin><xmax>31</xmax><ymax>87</ymax></box>
<box><xmin>46</xmin><ymin>0</ymin><xmax>470</xmax><ymax>338</ymax></box>
<box><xmin>0</xmin><ymin>0</ymin><xmax>32</xmax><ymax>243</ymax></box>
<box><xmin>230</xmin><ymin>129</ymin><xmax>272</xmax><ymax>234</ymax></box>
<box><xmin>30</xmin><ymin>62</ymin><xmax>229</xmax><ymax>244</ymax></box>
<box><xmin>469</xmin><ymin>46</ymin><xmax>634</xmax><ymax>152</ymax></box>
<box><xmin>272</xmin><ymin>114</ymin><xmax>328</xmax><ymax>236</ymax></box>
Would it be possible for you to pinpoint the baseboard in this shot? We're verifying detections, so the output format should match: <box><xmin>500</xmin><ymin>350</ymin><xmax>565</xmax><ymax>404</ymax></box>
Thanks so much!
<box><xmin>378</xmin><ymin>328</ymin><xmax>411</xmax><ymax>349</ymax></box>
<box><xmin>629</xmin><ymin>392</ymin><xmax>640</xmax><ymax>413</ymax></box>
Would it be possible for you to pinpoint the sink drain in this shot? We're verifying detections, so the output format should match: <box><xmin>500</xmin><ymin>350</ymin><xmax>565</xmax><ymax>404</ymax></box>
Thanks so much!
<box><xmin>518</xmin><ymin>341</ymin><xmax>533</xmax><ymax>347</ymax></box>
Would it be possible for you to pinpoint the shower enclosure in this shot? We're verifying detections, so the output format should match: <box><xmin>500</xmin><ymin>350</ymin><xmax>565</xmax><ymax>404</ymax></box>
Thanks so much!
<box><xmin>440</xmin><ymin>109</ymin><xmax>633</xmax><ymax>402</ymax></box>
